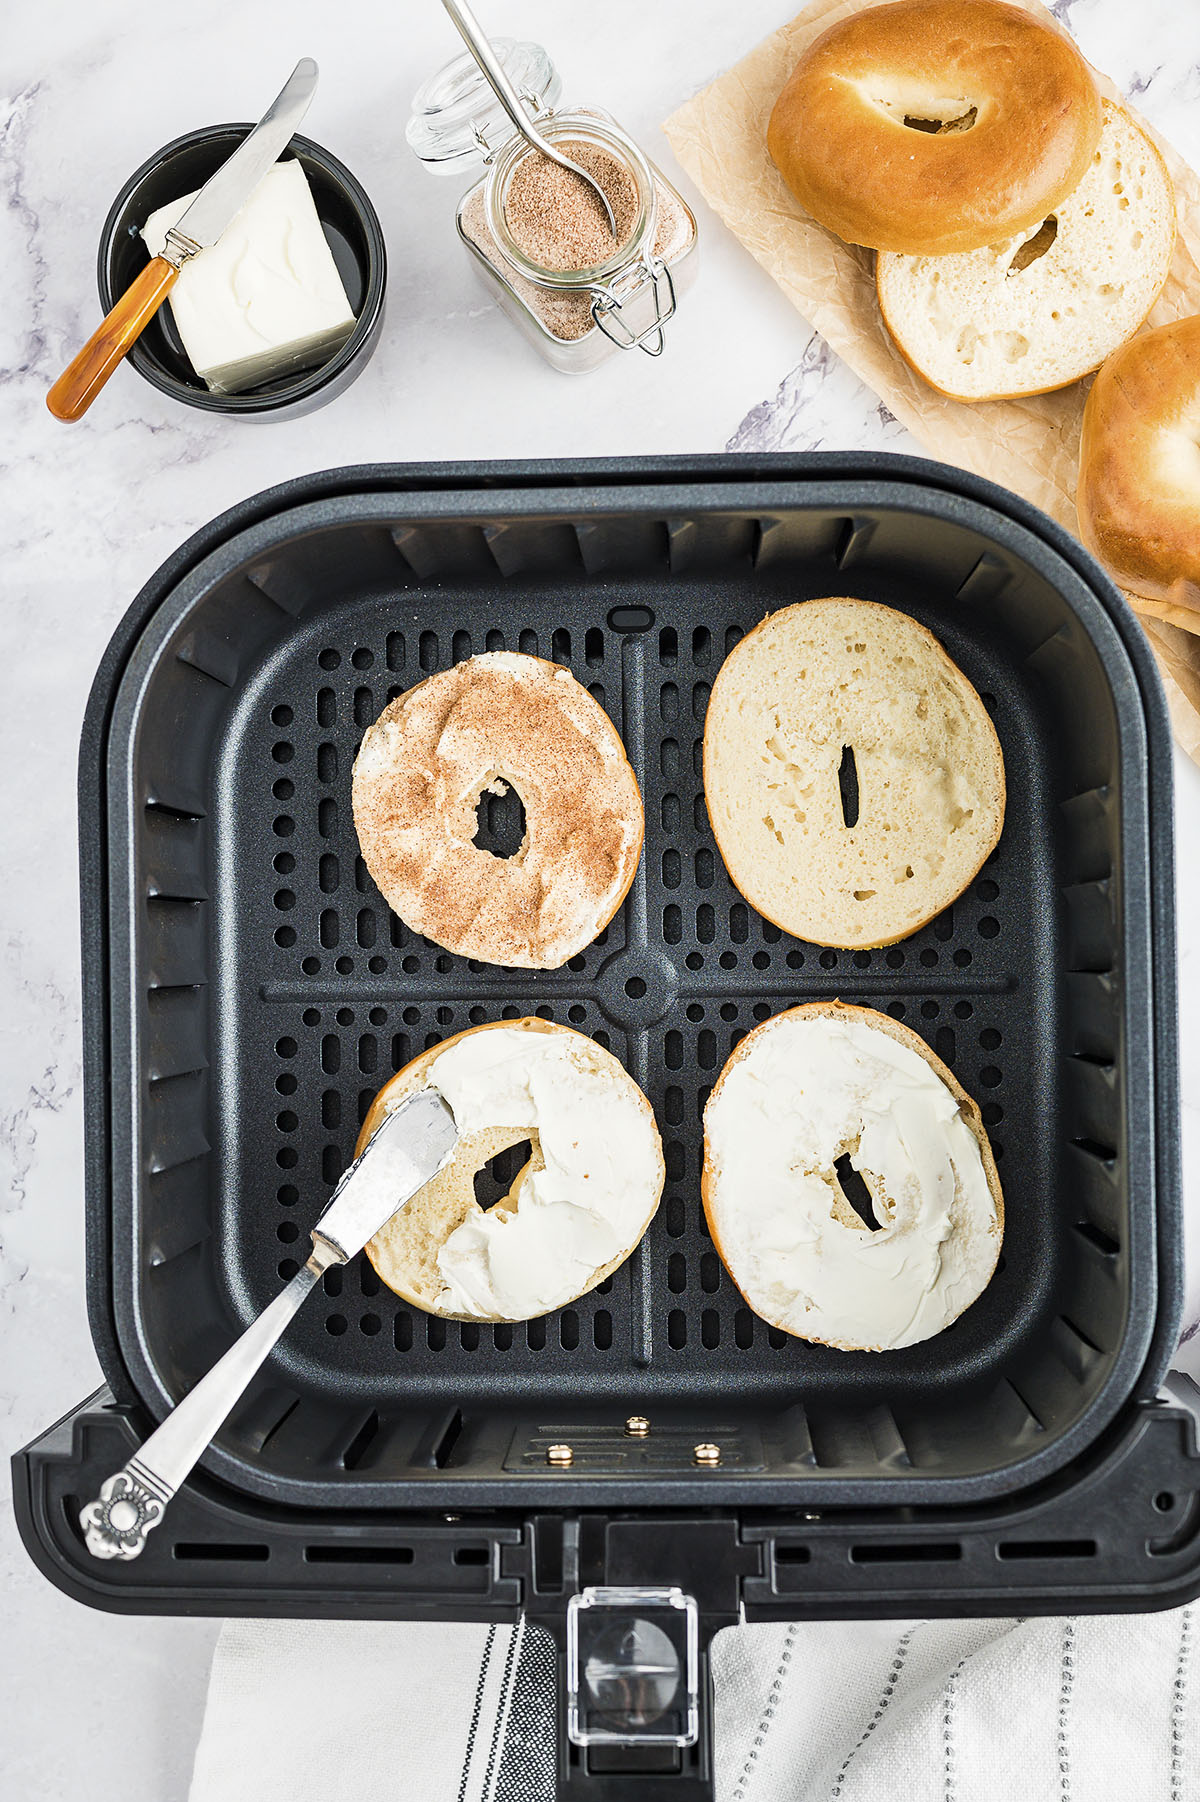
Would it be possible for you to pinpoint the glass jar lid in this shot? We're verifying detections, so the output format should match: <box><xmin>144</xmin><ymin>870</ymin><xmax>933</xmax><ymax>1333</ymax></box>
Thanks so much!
<box><xmin>407</xmin><ymin>40</ymin><xmax>562</xmax><ymax>173</ymax></box>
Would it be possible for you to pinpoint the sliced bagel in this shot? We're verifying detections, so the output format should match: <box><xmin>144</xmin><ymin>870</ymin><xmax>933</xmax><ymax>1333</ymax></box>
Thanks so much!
<box><xmin>702</xmin><ymin>598</ymin><xmax>1005</xmax><ymax>950</ymax></box>
<box><xmin>702</xmin><ymin>1000</ymin><xmax>1004</xmax><ymax>1351</ymax></box>
<box><xmin>876</xmin><ymin>100</ymin><xmax>1176</xmax><ymax>401</ymax></box>
<box><xmin>356</xmin><ymin>1018</ymin><xmax>664</xmax><ymax>1322</ymax></box>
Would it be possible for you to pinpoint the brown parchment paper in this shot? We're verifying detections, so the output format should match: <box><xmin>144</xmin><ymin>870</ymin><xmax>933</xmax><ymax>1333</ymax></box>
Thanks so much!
<box><xmin>664</xmin><ymin>0</ymin><xmax>1200</xmax><ymax>761</ymax></box>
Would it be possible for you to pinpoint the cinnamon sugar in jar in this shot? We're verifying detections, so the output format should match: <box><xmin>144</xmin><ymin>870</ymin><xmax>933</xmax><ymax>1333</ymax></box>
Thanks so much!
<box><xmin>408</xmin><ymin>40</ymin><xmax>698</xmax><ymax>372</ymax></box>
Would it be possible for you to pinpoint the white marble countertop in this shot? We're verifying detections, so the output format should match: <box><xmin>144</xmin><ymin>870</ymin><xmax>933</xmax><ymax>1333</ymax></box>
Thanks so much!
<box><xmin>3</xmin><ymin>1</ymin><xmax>1200</xmax><ymax>1796</ymax></box>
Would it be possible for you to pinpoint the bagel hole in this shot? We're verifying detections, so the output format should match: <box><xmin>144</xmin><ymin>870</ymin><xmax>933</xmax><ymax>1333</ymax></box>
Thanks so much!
<box><xmin>472</xmin><ymin>776</ymin><xmax>527</xmax><ymax>860</ymax></box>
<box><xmin>902</xmin><ymin>104</ymin><xmax>977</xmax><ymax>133</ymax></box>
<box><xmin>473</xmin><ymin>1138</ymin><xmax>535</xmax><ymax>1211</ymax></box>
<box><xmin>1008</xmin><ymin>215</ymin><xmax>1058</xmax><ymax>275</ymax></box>
<box><xmin>835</xmin><ymin>1153</ymin><xmax>883</xmax><ymax>1231</ymax></box>
<box><xmin>837</xmin><ymin>744</ymin><xmax>860</xmax><ymax>829</ymax></box>
<box><xmin>870</xmin><ymin>87</ymin><xmax>978</xmax><ymax>134</ymax></box>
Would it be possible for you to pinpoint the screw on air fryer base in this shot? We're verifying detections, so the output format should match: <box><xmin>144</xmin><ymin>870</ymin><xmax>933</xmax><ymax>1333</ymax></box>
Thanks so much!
<box><xmin>693</xmin><ymin>1442</ymin><xmax>721</xmax><ymax>1465</ymax></box>
<box><xmin>625</xmin><ymin>1415</ymin><xmax>651</xmax><ymax>1436</ymax></box>
<box><xmin>546</xmin><ymin>1443</ymin><xmax>575</xmax><ymax>1466</ymax></box>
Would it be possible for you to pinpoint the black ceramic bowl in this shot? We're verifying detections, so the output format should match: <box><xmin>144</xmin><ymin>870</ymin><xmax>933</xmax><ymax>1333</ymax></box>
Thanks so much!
<box><xmin>98</xmin><ymin>124</ymin><xmax>386</xmax><ymax>419</ymax></box>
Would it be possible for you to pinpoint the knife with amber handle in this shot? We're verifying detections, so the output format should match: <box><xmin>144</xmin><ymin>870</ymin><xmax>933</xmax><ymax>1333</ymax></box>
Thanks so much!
<box><xmin>47</xmin><ymin>56</ymin><xmax>318</xmax><ymax>422</ymax></box>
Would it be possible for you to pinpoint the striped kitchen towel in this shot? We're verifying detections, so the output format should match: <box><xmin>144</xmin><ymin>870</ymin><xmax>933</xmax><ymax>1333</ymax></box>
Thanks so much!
<box><xmin>188</xmin><ymin>1606</ymin><xmax>1197</xmax><ymax>1800</ymax></box>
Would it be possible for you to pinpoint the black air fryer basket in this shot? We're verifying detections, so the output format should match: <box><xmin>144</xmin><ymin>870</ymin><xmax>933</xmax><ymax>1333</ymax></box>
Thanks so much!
<box><xmin>15</xmin><ymin>456</ymin><xmax>1196</xmax><ymax>1797</ymax></box>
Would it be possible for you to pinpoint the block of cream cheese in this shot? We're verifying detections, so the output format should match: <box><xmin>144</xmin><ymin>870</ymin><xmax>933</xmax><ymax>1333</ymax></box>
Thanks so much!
<box><xmin>140</xmin><ymin>160</ymin><xmax>356</xmax><ymax>394</ymax></box>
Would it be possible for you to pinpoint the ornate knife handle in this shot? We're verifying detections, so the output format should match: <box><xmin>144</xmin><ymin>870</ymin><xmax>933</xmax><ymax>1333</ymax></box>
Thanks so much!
<box><xmin>81</xmin><ymin>1241</ymin><xmax>339</xmax><ymax>1560</ymax></box>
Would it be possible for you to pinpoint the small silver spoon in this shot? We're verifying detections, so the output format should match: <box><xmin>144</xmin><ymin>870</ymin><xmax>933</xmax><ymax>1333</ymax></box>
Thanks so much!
<box><xmin>441</xmin><ymin>0</ymin><xmax>618</xmax><ymax>238</ymax></box>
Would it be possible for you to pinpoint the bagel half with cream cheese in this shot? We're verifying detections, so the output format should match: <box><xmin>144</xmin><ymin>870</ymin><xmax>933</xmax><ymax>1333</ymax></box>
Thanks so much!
<box><xmin>1077</xmin><ymin>312</ymin><xmax>1200</xmax><ymax>614</ymax></box>
<box><xmin>352</xmin><ymin>652</ymin><xmax>644</xmax><ymax>971</ymax></box>
<box><xmin>356</xmin><ymin>1018</ymin><xmax>664</xmax><ymax>1322</ymax></box>
<box><xmin>767</xmin><ymin>0</ymin><xmax>1101</xmax><ymax>255</ymax></box>
<box><xmin>702</xmin><ymin>1001</ymin><xmax>1004</xmax><ymax>1352</ymax></box>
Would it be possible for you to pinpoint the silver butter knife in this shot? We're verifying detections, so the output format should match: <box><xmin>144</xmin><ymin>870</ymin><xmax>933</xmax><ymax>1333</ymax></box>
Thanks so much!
<box><xmin>47</xmin><ymin>56</ymin><xmax>319</xmax><ymax>422</ymax></box>
<box><xmin>81</xmin><ymin>1091</ymin><xmax>457</xmax><ymax>1560</ymax></box>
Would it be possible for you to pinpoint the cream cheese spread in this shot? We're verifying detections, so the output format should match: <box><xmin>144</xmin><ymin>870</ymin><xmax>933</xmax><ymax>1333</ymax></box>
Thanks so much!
<box><xmin>141</xmin><ymin>160</ymin><xmax>356</xmax><ymax>394</ymax></box>
<box><xmin>394</xmin><ymin>1027</ymin><xmax>661</xmax><ymax>1319</ymax></box>
<box><xmin>704</xmin><ymin>1012</ymin><xmax>999</xmax><ymax>1350</ymax></box>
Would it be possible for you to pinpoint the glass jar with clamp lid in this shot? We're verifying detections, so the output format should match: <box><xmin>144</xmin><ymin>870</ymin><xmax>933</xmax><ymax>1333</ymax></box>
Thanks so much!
<box><xmin>407</xmin><ymin>34</ymin><xmax>698</xmax><ymax>372</ymax></box>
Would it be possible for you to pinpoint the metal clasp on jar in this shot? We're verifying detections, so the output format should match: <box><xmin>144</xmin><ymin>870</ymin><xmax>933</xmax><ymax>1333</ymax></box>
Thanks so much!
<box><xmin>590</xmin><ymin>257</ymin><xmax>677</xmax><ymax>356</ymax></box>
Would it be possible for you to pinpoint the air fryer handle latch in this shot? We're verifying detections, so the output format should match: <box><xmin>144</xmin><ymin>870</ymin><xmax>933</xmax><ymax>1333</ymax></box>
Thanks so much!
<box><xmin>518</xmin><ymin>1513</ymin><xmax>753</xmax><ymax>1796</ymax></box>
<box><xmin>545</xmin><ymin>1584</ymin><xmax>716</xmax><ymax>1797</ymax></box>
<box><xmin>566</xmin><ymin>1585</ymin><xmax>701</xmax><ymax>1749</ymax></box>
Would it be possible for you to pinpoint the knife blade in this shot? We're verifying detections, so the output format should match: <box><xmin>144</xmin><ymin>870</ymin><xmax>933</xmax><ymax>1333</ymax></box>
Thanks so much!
<box><xmin>164</xmin><ymin>56</ymin><xmax>319</xmax><ymax>255</ymax></box>
<box><xmin>314</xmin><ymin>1090</ymin><xmax>459</xmax><ymax>1262</ymax></box>
<box><xmin>47</xmin><ymin>56</ymin><xmax>319</xmax><ymax>421</ymax></box>
<box><xmin>80</xmin><ymin>1087</ymin><xmax>458</xmax><ymax>1559</ymax></box>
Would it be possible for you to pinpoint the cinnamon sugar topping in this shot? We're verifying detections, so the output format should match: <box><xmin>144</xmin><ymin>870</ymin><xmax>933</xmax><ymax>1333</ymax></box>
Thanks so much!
<box><xmin>352</xmin><ymin>653</ymin><xmax>643</xmax><ymax>970</ymax></box>
<box><xmin>503</xmin><ymin>140</ymin><xmax>639</xmax><ymax>271</ymax></box>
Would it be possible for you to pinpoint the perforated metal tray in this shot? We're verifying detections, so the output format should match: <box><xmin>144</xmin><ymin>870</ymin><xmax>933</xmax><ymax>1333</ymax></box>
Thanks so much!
<box><xmin>79</xmin><ymin>455</ymin><xmax>1179</xmax><ymax>1512</ymax></box>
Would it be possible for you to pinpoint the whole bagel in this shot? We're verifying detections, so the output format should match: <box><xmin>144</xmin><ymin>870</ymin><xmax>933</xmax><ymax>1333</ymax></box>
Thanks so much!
<box><xmin>1077</xmin><ymin>314</ymin><xmax>1200</xmax><ymax>615</ymax></box>
<box><xmin>352</xmin><ymin>652</ymin><xmax>644</xmax><ymax>970</ymax></box>
<box><xmin>702</xmin><ymin>1001</ymin><xmax>1004</xmax><ymax>1351</ymax></box>
<box><xmin>356</xmin><ymin>1018</ymin><xmax>665</xmax><ymax>1322</ymax></box>
<box><xmin>767</xmin><ymin>0</ymin><xmax>1102</xmax><ymax>255</ymax></box>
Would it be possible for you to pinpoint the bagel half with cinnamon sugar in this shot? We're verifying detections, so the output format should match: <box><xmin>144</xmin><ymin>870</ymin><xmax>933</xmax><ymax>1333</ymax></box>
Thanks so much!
<box><xmin>352</xmin><ymin>652</ymin><xmax>643</xmax><ymax>970</ymax></box>
<box><xmin>767</xmin><ymin>0</ymin><xmax>1102</xmax><ymax>255</ymax></box>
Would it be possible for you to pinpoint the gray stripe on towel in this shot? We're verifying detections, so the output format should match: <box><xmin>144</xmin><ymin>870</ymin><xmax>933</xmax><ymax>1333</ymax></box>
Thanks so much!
<box><xmin>831</xmin><ymin>1628</ymin><xmax>916</xmax><ymax>1799</ymax></box>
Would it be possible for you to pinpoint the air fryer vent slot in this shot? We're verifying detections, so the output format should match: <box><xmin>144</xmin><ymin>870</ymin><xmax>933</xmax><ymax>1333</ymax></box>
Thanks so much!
<box><xmin>305</xmin><ymin>1545</ymin><xmax>415</xmax><ymax>1564</ymax></box>
<box><xmin>997</xmin><ymin>1539</ymin><xmax>1097</xmax><ymax>1561</ymax></box>
<box><xmin>173</xmin><ymin>1542</ymin><xmax>269</xmax><ymax>1562</ymax></box>
<box><xmin>849</xmin><ymin>1543</ymin><xmax>963</xmax><ymax>1564</ymax></box>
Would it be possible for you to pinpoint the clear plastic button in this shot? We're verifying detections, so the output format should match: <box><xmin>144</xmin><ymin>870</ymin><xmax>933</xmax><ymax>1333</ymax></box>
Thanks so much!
<box><xmin>566</xmin><ymin>1586</ymin><xmax>700</xmax><ymax>1747</ymax></box>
